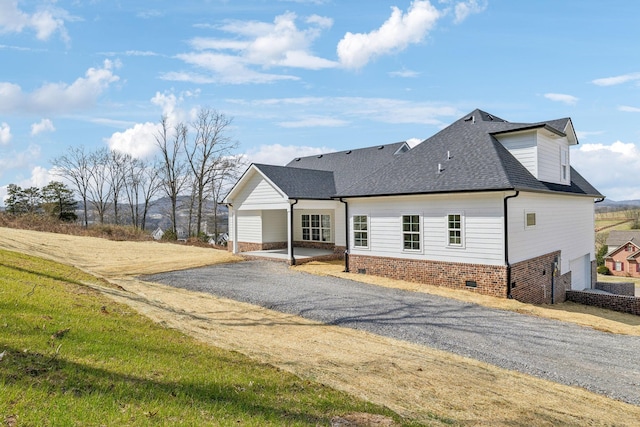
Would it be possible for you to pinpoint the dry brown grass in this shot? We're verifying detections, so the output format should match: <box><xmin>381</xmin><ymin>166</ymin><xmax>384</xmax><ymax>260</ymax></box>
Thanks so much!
<box><xmin>295</xmin><ymin>261</ymin><xmax>640</xmax><ymax>336</ymax></box>
<box><xmin>0</xmin><ymin>213</ymin><xmax>151</xmax><ymax>241</ymax></box>
<box><xmin>2</xmin><ymin>227</ymin><xmax>639</xmax><ymax>426</ymax></box>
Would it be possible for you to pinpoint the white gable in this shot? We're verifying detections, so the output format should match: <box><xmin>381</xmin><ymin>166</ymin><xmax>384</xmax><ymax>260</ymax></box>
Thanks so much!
<box><xmin>495</xmin><ymin>127</ymin><xmax>571</xmax><ymax>185</ymax></box>
<box><xmin>227</xmin><ymin>167</ymin><xmax>289</xmax><ymax>210</ymax></box>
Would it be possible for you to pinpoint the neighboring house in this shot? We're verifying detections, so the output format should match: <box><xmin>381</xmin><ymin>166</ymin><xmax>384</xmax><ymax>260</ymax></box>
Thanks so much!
<box><xmin>151</xmin><ymin>227</ymin><xmax>164</xmax><ymax>241</ymax></box>
<box><xmin>604</xmin><ymin>231</ymin><xmax>640</xmax><ymax>276</ymax></box>
<box><xmin>224</xmin><ymin>109</ymin><xmax>604</xmax><ymax>304</ymax></box>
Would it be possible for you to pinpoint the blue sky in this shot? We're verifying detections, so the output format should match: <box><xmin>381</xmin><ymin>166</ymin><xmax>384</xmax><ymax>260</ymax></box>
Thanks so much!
<box><xmin>1</xmin><ymin>0</ymin><xmax>639</xmax><ymax>204</ymax></box>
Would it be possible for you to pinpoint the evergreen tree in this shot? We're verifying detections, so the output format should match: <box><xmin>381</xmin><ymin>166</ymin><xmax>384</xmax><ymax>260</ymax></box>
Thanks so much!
<box><xmin>42</xmin><ymin>181</ymin><xmax>78</xmax><ymax>222</ymax></box>
<box><xmin>5</xmin><ymin>184</ymin><xmax>42</xmax><ymax>214</ymax></box>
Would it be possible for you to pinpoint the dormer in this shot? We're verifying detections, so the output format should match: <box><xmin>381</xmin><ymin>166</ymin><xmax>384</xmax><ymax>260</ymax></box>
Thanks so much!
<box><xmin>492</xmin><ymin>119</ymin><xmax>577</xmax><ymax>186</ymax></box>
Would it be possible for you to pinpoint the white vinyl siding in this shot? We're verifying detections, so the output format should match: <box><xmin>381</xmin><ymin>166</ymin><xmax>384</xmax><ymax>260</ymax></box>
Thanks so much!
<box><xmin>349</xmin><ymin>193</ymin><xmax>504</xmax><ymax>265</ymax></box>
<box><xmin>497</xmin><ymin>130</ymin><xmax>572</xmax><ymax>185</ymax></box>
<box><xmin>262</xmin><ymin>209</ymin><xmax>287</xmax><ymax>242</ymax></box>
<box><xmin>508</xmin><ymin>192</ymin><xmax>595</xmax><ymax>275</ymax></box>
<box><xmin>236</xmin><ymin>210</ymin><xmax>262</xmax><ymax>243</ymax></box>
<box><xmin>495</xmin><ymin>131</ymin><xmax>537</xmax><ymax>177</ymax></box>
<box><xmin>233</xmin><ymin>170</ymin><xmax>288</xmax><ymax>210</ymax></box>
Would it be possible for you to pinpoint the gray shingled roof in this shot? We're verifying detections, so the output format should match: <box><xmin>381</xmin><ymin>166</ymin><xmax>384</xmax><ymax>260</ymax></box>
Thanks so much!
<box><xmin>241</xmin><ymin>109</ymin><xmax>602</xmax><ymax>200</ymax></box>
<box><xmin>337</xmin><ymin>109</ymin><xmax>602</xmax><ymax>198</ymax></box>
<box><xmin>253</xmin><ymin>164</ymin><xmax>336</xmax><ymax>199</ymax></box>
<box><xmin>606</xmin><ymin>230</ymin><xmax>640</xmax><ymax>248</ymax></box>
<box><xmin>285</xmin><ymin>141</ymin><xmax>409</xmax><ymax>194</ymax></box>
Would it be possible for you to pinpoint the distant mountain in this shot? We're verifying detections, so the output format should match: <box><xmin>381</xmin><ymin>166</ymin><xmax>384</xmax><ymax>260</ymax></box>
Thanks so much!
<box><xmin>595</xmin><ymin>198</ymin><xmax>640</xmax><ymax>211</ymax></box>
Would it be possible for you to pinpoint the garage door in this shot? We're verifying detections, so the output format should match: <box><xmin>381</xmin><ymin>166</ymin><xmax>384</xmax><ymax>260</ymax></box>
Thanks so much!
<box><xmin>569</xmin><ymin>254</ymin><xmax>590</xmax><ymax>290</ymax></box>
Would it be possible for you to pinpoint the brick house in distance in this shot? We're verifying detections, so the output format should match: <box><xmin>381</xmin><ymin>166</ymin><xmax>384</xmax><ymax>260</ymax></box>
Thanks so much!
<box><xmin>605</xmin><ymin>230</ymin><xmax>640</xmax><ymax>277</ymax></box>
<box><xmin>225</xmin><ymin>109</ymin><xmax>604</xmax><ymax>304</ymax></box>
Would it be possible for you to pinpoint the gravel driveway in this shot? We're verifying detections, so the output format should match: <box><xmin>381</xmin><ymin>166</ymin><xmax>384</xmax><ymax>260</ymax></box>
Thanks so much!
<box><xmin>141</xmin><ymin>260</ymin><xmax>640</xmax><ymax>406</ymax></box>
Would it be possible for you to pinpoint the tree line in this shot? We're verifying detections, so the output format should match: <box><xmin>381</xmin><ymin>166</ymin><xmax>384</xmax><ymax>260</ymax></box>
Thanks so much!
<box><xmin>6</xmin><ymin>108</ymin><xmax>243</xmax><ymax>239</ymax></box>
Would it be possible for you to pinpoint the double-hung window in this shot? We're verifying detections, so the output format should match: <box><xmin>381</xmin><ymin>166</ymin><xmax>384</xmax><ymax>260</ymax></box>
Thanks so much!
<box><xmin>353</xmin><ymin>215</ymin><xmax>369</xmax><ymax>248</ymax></box>
<box><xmin>447</xmin><ymin>214</ymin><xmax>463</xmax><ymax>246</ymax></box>
<box><xmin>402</xmin><ymin>215</ymin><xmax>420</xmax><ymax>251</ymax></box>
<box><xmin>561</xmin><ymin>148</ymin><xmax>569</xmax><ymax>182</ymax></box>
<box><xmin>302</xmin><ymin>214</ymin><xmax>331</xmax><ymax>242</ymax></box>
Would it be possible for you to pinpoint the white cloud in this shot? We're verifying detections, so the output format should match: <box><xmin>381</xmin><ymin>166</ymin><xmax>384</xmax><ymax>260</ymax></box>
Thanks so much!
<box><xmin>0</xmin><ymin>60</ymin><xmax>119</xmax><ymax>114</ymax></box>
<box><xmin>228</xmin><ymin>96</ymin><xmax>459</xmax><ymax>126</ymax></box>
<box><xmin>619</xmin><ymin>105</ymin><xmax>640</xmax><ymax>113</ymax></box>
<box><xmin>544</xmin><ymin>93</ymin><xmax>579</xmax><ymax>105</ymax></box>
<box><xmin>30</xmin><ymin>118</ymin><xmax>55</xmax><ymax>135</ymax></box>
<box><xmin>277</xmin><ymin>116</ymin><xmax>348</xmax><ymax>128</ymax></box>
<box><xmin>244</xmin><ymin>143</ymin><xmax>334</xmax><ymax>166</ymax></box>
<box><xmin>106</xmin><ymin>122</ymin><xmax>161</xmax><ymax>159</ymax></box>
<box><xmin>572</xmin><ymin>141</ymin><xmax>640</xmax><ymax>200</ymax></box>
<box><xmin>388</xmin><ymin>69</ymin><xmax>420</xmax><ymax>78</ymax></box>
<box><xmin>168</xmin><ymin>12</ymin><xmax>336</xmax><ymax>85</ymax></box>
<box><xmin>0</xmin><ymin>0</ymin><xmax>71</xmax><ymax>42</ymax></box>
<box><xmin>0</xmin><ymin>122</ymin><xmax>11</xmax><ymax>144</ymax></box>
<box><xmin>105</xmin><ymin>90</ymin><xmax>200</xmax><ymax>159</ymax></box>
<box><xmin>453</xmin><ymin>0</ymin><xmax>488</xmax><ymax>24</ymax></box>
<box><xmin>0</xmin><ymin>144</ymin><xmax>41</xmax><ymax>178</ymax></box>
<box><xmin>575</xmin><ymin>130</ymin><xmax>604</xmax><ymax>140</ymax></box>
<box><xmin>592</xmin><ymin>72</ymin><xmax>640</xmax><ymax>87</ymax></box>
<box><xmin>337</xmin><ymin>1</ymin><xmax>440</xmax><ymax>69</ymax></box>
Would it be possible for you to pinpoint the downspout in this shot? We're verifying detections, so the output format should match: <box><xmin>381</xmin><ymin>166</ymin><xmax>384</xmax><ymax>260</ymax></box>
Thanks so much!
<box><xmin>289</xmin><ymin>199</ymin><xmax>298</xmax><ymax>265</ymax></box>
<box><xmin>504</xmin><ymin>191</ymin><xmax>520</xmax><ymax>299</ymax></box>
<box><xmin>339</xmin><ymin>198</ymin><xmax>349</xmax><ymax>273</ymax></box>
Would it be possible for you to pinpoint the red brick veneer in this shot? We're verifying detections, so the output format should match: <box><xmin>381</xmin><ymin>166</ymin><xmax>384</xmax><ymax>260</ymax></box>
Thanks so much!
<box><xmin>348</xmin><ymin>254</ymin><xmax>508</xmax><ymax>297</ymax></box>
<box><xmin>510</xmin><ymin>251</ymin><xmax>572</xmax><ymax>304</ymax></box>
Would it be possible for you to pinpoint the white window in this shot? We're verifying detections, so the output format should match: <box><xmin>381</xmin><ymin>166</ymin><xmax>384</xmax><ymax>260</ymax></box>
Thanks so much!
<box><xmin>525</xmin><ymin>211</ymin><xmax>536</xmax><ymax>228</ymax></box>
<box><xmin>353</xmin><ymin>215</ymin><xmax>369</xmax><ymax>248</ymax></box>
<box><xmin>402</xmin><ymin>215</ymin><xmax>420</xmax><ymax>251</ymax></box>
<box><xmin>447</xmin><ymin>213</ymin><xmax>463</xmax><ymax>247</ymax></box>
<box><xmin>614</xmin><ymin>261</ymin><xmax>623</xmax><ymax>272</ymax></box>
<box><xmin>302</xmin><ymin>214</ymin><xmax>331</xmax><ymax>242</ymax></box>
<box><xmin>561</xmin><ymin>148</ymin><xmax>569</xmax><ymax>181</ymax></box>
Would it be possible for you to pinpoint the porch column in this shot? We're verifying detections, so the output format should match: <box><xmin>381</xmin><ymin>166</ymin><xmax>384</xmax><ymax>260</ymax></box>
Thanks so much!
<box><xmin>288</xmin><ymin>199</ymin><xmax>298</xmax><ymax>265</ymax></box>
<box><xmin>231</xmin><ymin>206</ymin><xmax>239</xmax><ymax>255</ymax></box>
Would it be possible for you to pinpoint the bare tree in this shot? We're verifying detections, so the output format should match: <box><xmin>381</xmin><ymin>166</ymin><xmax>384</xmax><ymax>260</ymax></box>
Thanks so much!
<box><xmin>52</xmin><ymin>146</ymin><xmax>92</xmax><ymax>227</ymax></box>
<box><xmin>155</xmin><ymin>116</ymin><xmax>188</xmax><ymax>236</ymax></box>
<box><xmin>209</xmin><ymin>155</ymin><xmax>244</xmax><ymax>239</ymax></box>
<box><xmin>87</xmin><ymin>148</ymin><xmax>111</xmax><ymax>224</ymax></box>
<box><xmin>107</xmin><ymin>150</ymin><xmax>128</xmax><ymax>225</ymax></box>
<box><xmin>185</xmin><ymin>108</ymin><xmax>237</xmax><ymax>237</ymax></box>
<box><xmin>123</xmin><ymin>156</ymin><xmax>161</xmax><ymax>230</ymax></box>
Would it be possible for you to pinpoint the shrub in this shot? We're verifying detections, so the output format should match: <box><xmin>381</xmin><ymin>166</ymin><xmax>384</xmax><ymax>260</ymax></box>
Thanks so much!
<box><xmin>162</xmin><ymin>229</ymin><xmax>178</xmax><ymax>241</ymax></box>
<box><xmin>597</xmin><ymin>265</ymin><xmax>611</xmax><ymax>275</ymax></box>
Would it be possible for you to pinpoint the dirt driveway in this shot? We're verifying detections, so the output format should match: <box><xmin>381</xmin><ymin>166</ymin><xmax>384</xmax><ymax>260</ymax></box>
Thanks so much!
<box><xmin>2</xmin><ymin>227</ymin><xmax>640</xmax><ymax>426</ymax></box>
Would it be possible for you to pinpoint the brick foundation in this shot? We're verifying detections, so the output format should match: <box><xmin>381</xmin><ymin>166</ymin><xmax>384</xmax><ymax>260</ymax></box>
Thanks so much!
<box><xmin>348</xmin><ymin>254</ymin><xmax>508</xmax><ymax>298</ymax></box>
<box><xmin>232</xmin><ymin>241</ymin><xmax>287</xmax><ymax>253</ymax></box>
<box><xmin>510</xmin><ymin>251</ymin><xmax>571</xmax><ymax>304</ymax></box>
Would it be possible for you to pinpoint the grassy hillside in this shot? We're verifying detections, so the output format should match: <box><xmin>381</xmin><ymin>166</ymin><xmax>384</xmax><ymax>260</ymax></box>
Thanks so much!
<box><xmin>0</xmin><ymin>249</ymin><xmax>410</xmax><ymax>426</ymax></box>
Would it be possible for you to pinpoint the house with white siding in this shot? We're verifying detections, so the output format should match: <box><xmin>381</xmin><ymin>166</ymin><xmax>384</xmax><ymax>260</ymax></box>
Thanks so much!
<box><xmin>223</xmin><ymin>109</ymin><xmax>604</xmax><ymax>304</ymax></box>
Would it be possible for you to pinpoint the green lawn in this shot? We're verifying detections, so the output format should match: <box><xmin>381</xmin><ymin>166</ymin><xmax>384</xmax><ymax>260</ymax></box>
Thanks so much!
<box><xmin>0</xmin><ymin>249</ymin><xmax>413</xmax><ymax>426</ymax></box>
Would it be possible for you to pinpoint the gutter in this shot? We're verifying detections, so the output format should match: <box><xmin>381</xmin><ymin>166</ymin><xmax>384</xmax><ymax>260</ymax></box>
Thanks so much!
<box><xmin>289</xmin><ymin>199</ymin><xmax>298</xmax><ymax>265</ymax></box>
<box><xmin>339</xmin><ymin>198</ymin><xmax>349</xmax><ymax>273</ymax></box>
<box><xmin>503</xmin><ymin>191</ymin><xmax>520</xmax><ymax>299</ymax></box>
<box><xmin>595</xmin><ymin>197</ymin><xmax>606</xmax><ymax>204</ymax></box>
